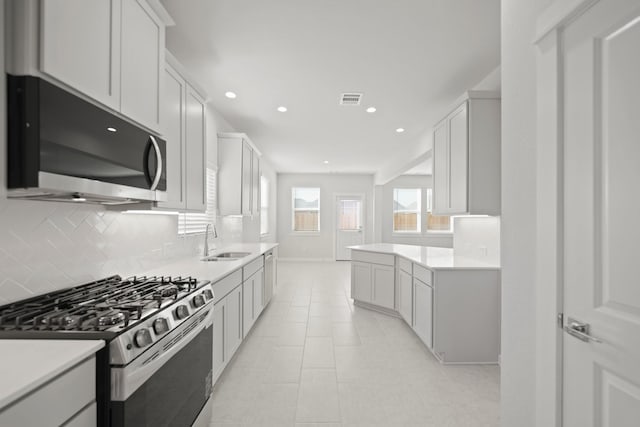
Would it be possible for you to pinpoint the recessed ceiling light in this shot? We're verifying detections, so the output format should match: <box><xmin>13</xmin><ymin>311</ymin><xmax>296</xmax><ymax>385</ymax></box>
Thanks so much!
<box><xmin>107</xmin><ymin>127</ymin><xmax>117</xmax><ymax>132</ymax></box>
<box><xmin>323</xmin><ymin>160</ymin><xmax>329</xmax><ymax>164</ymax></box>
<box><xmin>225</xmin><ymin>91</ymin><xmax>237</xmax><ymax>99</ymax></box>
<box><xmin>277</xmin><ymin>106</ymin><xmax>287</xmax><ymax>113</ymax></box>
<box><xmin>366</xmin><ymin>107</ymin><xmax>377</xmax><ymax>113</ymax></box>
<box><xmin>396</xmin><ymin>128</ymin><xmax>405</xmax><ymax>133</ymax></box>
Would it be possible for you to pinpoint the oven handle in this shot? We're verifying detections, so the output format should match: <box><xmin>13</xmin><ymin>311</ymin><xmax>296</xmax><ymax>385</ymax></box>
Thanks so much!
<box><xmin>111</xmin><ymin>304</ymin><xmax>213</xmax><ymax>401</ymax></box>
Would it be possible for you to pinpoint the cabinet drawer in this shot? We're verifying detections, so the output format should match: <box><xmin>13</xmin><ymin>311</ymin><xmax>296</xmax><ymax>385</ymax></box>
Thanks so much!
<box><xmin>398</xmin><ymin>257</ymin><xmax>412</xmax><ymax>274</ymax></box>
<box><xmin>352</xmin><ymin>250</ymin><xmax>395</xmax><ymax>266</ymax></box>
<box><xmin>243</xmin><ymin>256</ymin><xmax>264</xmax><ymax>279</ymax></box>
<box><xmin>0</xmin><ymin>357</ymin><xmax>95</xmax><ymax>427</ymax></box>
<box><xmin>413</xmin><ymin>264</ymin><xmax>433</xmax><ymax>286</ymax></box>
<box><xmin>212</xmin><ymin>270</ymin><xmax>242</xmax><ymax>304</ymax></box>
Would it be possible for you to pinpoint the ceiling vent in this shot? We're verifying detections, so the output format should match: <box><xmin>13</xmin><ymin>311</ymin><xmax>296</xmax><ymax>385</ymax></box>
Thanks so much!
<box><xmin>339</xmin><ymin>93</ymin><xmax>363</xmax><ymax>106</ymax></box>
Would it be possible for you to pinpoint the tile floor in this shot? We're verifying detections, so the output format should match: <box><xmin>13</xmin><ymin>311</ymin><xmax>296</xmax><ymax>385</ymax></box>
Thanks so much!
<box><xmin>209</xmin><ymin>261</ymin><xmax>500</xmax><ymax>427</ymax></box>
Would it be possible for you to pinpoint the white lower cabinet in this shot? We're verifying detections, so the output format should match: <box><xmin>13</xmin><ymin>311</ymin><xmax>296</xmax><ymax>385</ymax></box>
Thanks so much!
<box><xmin>213</xmin><ymin>284</ymin><xmax>243</xmax><ymax>382</ymax></box>
<box><xmin>243</xmin><ymin>268</ymin><xmax>264</xmax><ymax>338</ymax></box>
<box><xmin>413</xmin><ymin>278</ymin><xmax>433</xmax><ymax>349</ymax></box>
<box><xmin>0</xmin><ymin>357</ymin><xmax>96</xmax><ymax>426</ymax></box>
<box><xmin>398</xmin><ymin>268</ymin><xmax>413</xmax><ymax>325</ymax></box>
<box><xmin>351</xmin><ymin>251</ymin><xmax>395</xmax><ymax>310</ymax></box>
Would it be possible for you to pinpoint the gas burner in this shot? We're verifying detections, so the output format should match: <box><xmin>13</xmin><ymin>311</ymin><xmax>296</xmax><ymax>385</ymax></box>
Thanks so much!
<box><xmin>97</xmin><ymin>311</ymin><xmax>127</xmax><ymax>327</ymax></box>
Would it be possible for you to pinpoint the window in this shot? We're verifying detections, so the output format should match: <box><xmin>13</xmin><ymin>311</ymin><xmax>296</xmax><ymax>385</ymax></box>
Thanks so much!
<box><xmin>260</xmin><ymin>176</ymin><xmax>269</xmax><ymax>235</ymax></box>
<box><xmin>393</xmin><ymin>188</ymin><xmax>421</xmax><ymax>232</ymax></box>
<box><xmin>426</xmin><ymin>188</ymin><xmax>452</xmax><ymax>232</ymax></box>
<box><xmin>178</xmin><ymin>168</ymin><xmax>217</xmax><ymax>235</ymax></box>
<box><xmin>292</xmin><ymin>187</ymin><xmax>320</xmax><ymax>232</ymax></box>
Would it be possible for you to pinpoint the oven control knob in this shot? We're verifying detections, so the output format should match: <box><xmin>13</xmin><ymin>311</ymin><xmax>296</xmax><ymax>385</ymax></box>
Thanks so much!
<box><xmin>153</xmin><ymin>318</ymin><xmax>169</xmax><ymax>335</ymax></box>
<box><xmin>203</xmin><ymin>289</ymin><xmax>214</xmax><ymax>300</ymax></box>
<box><xmin>191</xmin><ymin>294</ymin><xmax>206</xmax><ymax>308</ymax></box>
<box><xmin>134</xmin><ymin>329</ymin><xmax>153</xmax><ymax>348</ymax></box>
<box><xmin>174</xmin><ymin>305</ymin><xmax>189</xmax><ymax>320</ymax></box>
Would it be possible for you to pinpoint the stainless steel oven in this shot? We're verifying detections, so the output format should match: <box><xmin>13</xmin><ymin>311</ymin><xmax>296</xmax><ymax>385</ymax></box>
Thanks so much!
<box><xmin>110</xmin><ymin>305</ymin><xmax>213</xmax><ymax>427</ymax></box>
<box><xmin>6</xmin><ymin>75</ymin><xmax>167</xmax><ymax>204</ymax></box>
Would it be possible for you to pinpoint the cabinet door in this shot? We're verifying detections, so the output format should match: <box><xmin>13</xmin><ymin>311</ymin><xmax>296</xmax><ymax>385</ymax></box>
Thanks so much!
<box><xmin>253</xmin><ymin>269</ymin><xmax>264</xmax><ymax>319</ymax></box>
<box><xmin>242</xmin><ymin>142</ymin><xmax>252</xmax><ymax>215</ymax></box>
<box><xmin>398</xmin><ymin>269</ymin><xmax>413</xmax><ymax>325</ymax></box>
<box><xmin>185</xmin><ymin>85</ymin><xmax>207</xmax><ymax>211</ymax></box>
<box><xmin>252</xmin><ymin>151</ymin><xmax>260</xmax><ymax>214</ymax></box>
<box><xmin>432</xmin><ymin>119</ymin><xmax>449</xmax><ymax>214</ymax></box>
<box><xmin>352</xmin><ymin>262</ymin><xmax>372</xmax><ymax>303</ymax></box>
<box><xmin>157</xmin><ymin>65</ymin><xmax>186</xmax><ymax>209</ymax></box>
<box><xmin>225</xmin><ymin>286</ymin><xmax>243</xmax><ymax>360</ymax></box>
<box><xmin>448</xmin><ymin>102</ymin><xmax>469</xmax><ymax>213</ymax></box>
<box><xmin>372</xmin><ymin>264</ymin><xmax>395</xmax><ymax>309</ymax></box>
<box><xmin>40</xmin><ymin>0</ymin><xmax>120</xmax><ymax>110</ymax></box>
<box><xmin>242</xmin><ymin>279</ymin><xmax>254</xmax><ymax>338</ymax></box>
<box><xmin>212</xmin><ymin>300</ymin><xmax>225</xmax><ymax>380</ymax></box>
<box><xmin>120</xmin><ymin>0</ymin><xmax>164</xmax><ymax>131</ymax></box>
<box><xmin>413</xmin><ymin>279</ymin><xmax>433</xmax><ymax>349</ymax></box>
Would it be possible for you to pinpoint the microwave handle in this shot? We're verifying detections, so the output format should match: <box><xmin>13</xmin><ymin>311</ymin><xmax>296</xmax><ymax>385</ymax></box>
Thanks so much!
<box><xmin>147</xmin><ymin>135</ymin><xmax>163</xmax><ymax>191</ymax></box>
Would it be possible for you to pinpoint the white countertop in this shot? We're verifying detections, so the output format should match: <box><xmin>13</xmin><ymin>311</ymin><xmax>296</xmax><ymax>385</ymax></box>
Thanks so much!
<box><xmin>0</xmin><ymin>340</ymin><xmax>104</xmax><ymax>409</ymax></box>
<box><xmin>142</xmin><ymin>243</ymin><xmax>279</xmax><ymax>282</ymax></box>
<box><xmin>349</xmin><ymin>243</ymin><xmax>500</xmax><ymax>270</ymax></box>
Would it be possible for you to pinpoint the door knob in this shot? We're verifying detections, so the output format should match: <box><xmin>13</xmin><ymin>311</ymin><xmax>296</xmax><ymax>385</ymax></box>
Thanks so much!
<box><xmin>563</xmin><ymin>317</ymin><xmax>602</xmax><ymax>343</ymax></box>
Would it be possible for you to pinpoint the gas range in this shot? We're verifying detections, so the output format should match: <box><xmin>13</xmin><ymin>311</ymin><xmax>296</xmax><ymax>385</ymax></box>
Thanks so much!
<box><xmin>0</xmin><ymin>275</ymin><xmax>215</xmax><ymax>426</ymax></box>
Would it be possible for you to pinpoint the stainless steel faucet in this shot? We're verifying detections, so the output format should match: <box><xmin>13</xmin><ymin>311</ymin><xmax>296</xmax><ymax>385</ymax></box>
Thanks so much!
<box><xmin>203</xmin><ymin>223</ymin><xmax>218</xmax><ymax>257</ymax></box>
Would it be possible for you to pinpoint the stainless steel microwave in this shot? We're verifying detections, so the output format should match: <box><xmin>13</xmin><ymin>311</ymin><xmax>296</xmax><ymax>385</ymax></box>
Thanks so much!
<box><xmin>6</xmin><ymin>75</ymin><xmax>167</xmax><ymax>205</ymax></box>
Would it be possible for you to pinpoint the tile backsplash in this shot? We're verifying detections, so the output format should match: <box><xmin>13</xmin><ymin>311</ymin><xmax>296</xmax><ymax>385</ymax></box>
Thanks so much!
<box><xmin>0</xmin><ymin>198</ymin><xmax>218</xmax><ymax>305</ymax></box>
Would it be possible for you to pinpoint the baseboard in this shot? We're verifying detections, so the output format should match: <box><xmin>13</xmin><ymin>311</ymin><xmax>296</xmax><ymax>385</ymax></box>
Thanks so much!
<box><xmin>353</xmin><ymin>300</ymin><xmax>401</xmax><ymax>318</ymax></box>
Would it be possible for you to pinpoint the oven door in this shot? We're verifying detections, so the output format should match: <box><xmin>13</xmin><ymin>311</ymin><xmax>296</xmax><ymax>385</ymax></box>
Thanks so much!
<box><xmin>110</xmin><ymin>306</ymin><xmax>213</xmax><ymax>427</ymax></box>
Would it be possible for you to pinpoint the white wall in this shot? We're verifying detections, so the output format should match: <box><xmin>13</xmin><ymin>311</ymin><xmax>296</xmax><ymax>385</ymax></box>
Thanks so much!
<box><xmin>453</xmin><ymin>216</ymin><xmax>500</xmax><ymax>265</ymax></box>
<box><xmin>378</xmin><ymin>175</ymin><xmax>453</xmax><ymax>248</ymax></box>
<box><xmin>276</xmin><ymin>174</ymin><xmax>374</xmax><ymax>260</ymax></box>
<box><xmin>501</xmin><ymin>0</ymin><xmax>553</xmax><ymax>425</ymax></box>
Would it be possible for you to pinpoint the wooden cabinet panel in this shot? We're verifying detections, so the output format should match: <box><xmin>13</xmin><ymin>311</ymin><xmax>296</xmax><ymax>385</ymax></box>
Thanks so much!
<box><xmin>413</xmin><ymin>278</ymin><xmax>433</xmax><ymax>349</ymax></box>
<box><xmin>372</xmin><ymin>264</ymin><xmax>395</xmax><ymax>309</ymax></box>
<box><xmin>120</xmin><ymin>0</ymin><xmax>164</xmax><ymax>131</ymax></box>
<box><xmin>242</xmin><ymin>279</ymin><xmax>254</xmax><ymax>338</ymax></box>
<box><xmin>252</xmin><ymin>151</ymin><xmax>260</xmax><ymax>214</ymax></box>
<box><xmin>0</xmin><ymin>357</ymin><xmax>96</xmax><ymax>426</ymax></box>
<box><xmin>212</xmin><ymin>300</ymin><xmax>225</xmax><ymax>380</ymax></box>
<box><xmin>252</xmin><ymin>269</ymin><xmax>264</xmax><ymax>320</ymax></box>
<box><xmin>40</xmin><ymin>0</ymin><xmax>120</xmax><ymax>110</ymax></box>
<box><xmin>398</xmin><ymin>269</ymin><xmax>412</xmax><ymax>325</ymax></box>
<box><xmin>157</xmin><ymin>65</ymin><xmax>186</xmax><ymax>209</ymax></box>
<box><xmin>352</xmin><ymin>261</ymin><xmax>372</xmax><ymax>303</ymax></box>
<box><xmin>448</xmin><ymin>103</ymin><xmax>469</xmax><ymax>213</ymax></box>
<box><xmin>185</xmin><ymin>86</ymin><xmax>206</xmax><ymax>211</ymax></box>
<box><xmin>242</xmin><ymin>141</ymin><xmax>252</xmax><ymax>215</ymax></box>
<box><xmin>225</xmin><ymin>285</ymin><xmax>243</xmax><ymax>360</ymax></box>
<box><xmin>433</xmin><ymin>120</ymin><xmax>449</xmax><ymax>214</ymax></box>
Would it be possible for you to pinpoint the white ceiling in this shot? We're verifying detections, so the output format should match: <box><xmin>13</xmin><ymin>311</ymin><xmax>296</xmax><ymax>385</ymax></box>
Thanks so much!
<box><xmin>161</xmin><ymin>0</ymin><xmax>500</xmax><ymax>177</ymax></box>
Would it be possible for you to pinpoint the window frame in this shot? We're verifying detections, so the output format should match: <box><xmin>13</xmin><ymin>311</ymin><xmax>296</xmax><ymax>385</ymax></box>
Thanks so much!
<box><xmin>392</xmin><ymin>188</ymin><xmax>422</xmax><ymax>234</ymax></box>
<box><xmin>425</xmin><ymin>188</ymin><xmax>453</xmax><ymax>234</ymax></box>
<box><xmin>178</xmin><ymin>167</ymin><xmax>217</xmax><ymax>235</ymax></box>
<box><xmin>291</xmin><ymin>187</ymin><xmax>321</xmax><ymax>233</ymax></box>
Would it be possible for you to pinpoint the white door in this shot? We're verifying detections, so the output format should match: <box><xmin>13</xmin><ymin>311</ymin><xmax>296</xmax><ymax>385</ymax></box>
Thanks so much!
<box><xmin>335</xmin><ymin>195</ymin><xmax>364</xmax><ymax>260</ymax></box>
<box><xmin>562</xmin><ymin>1</ymin><xmax>640</xmax><ymax>425</ymax></box>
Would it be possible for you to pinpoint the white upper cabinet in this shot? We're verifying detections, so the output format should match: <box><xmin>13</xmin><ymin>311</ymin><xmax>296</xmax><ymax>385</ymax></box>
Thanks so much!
<box><xmin>432</xmin><ymin>91</ymin><xmax>501</xmax><ymax>215</ymax></box>
<box><xmin>184</xmin><ymin>86</ymin><xmax>207</xmax><ymax>211</ymax></box>
<box><xmin>218</xmin><ymin>133</ymin><xmax>261</xmax><ymax>216</ymax></box>
<box><xmin>40</xmin><ymin>0</ymin><xmax>120</xmax><ymax>111</ymax></box>
<box><xmin>7</xmin><ymin>0</ymin><xmax>172</xmax><ymax>133</ymax></box>
<box><xmin>120</xmin><ymin>0</ymin><xmax>164</xmax><ymax>132</ymax></box>
<box><xmin>157</xmin><ymin>54</ymin><xmax>207</xmax><ymax>212</ymax></box>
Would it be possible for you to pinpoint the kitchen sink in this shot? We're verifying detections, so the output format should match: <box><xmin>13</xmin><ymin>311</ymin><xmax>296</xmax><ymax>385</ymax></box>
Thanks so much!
<box><xmin>201</xmin><ymin>252</ymin><xmax>251</xmax><ymax>262</ymax></box>
<box><xmin>214</xmin><ymin>252</ymin><xmax>250</xmax><ymax>258</ymax></box>
<box><xmin>201</xmin><ymin>256</ymin><xmax>237</xmax><ymax>262</ymax></box>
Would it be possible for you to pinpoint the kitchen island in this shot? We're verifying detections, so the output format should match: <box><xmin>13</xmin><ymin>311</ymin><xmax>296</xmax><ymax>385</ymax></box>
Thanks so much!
<box><xmin>349</xmin><ymin>243</ymin><xmax>500</xmax><ymax>364</ymax></box>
